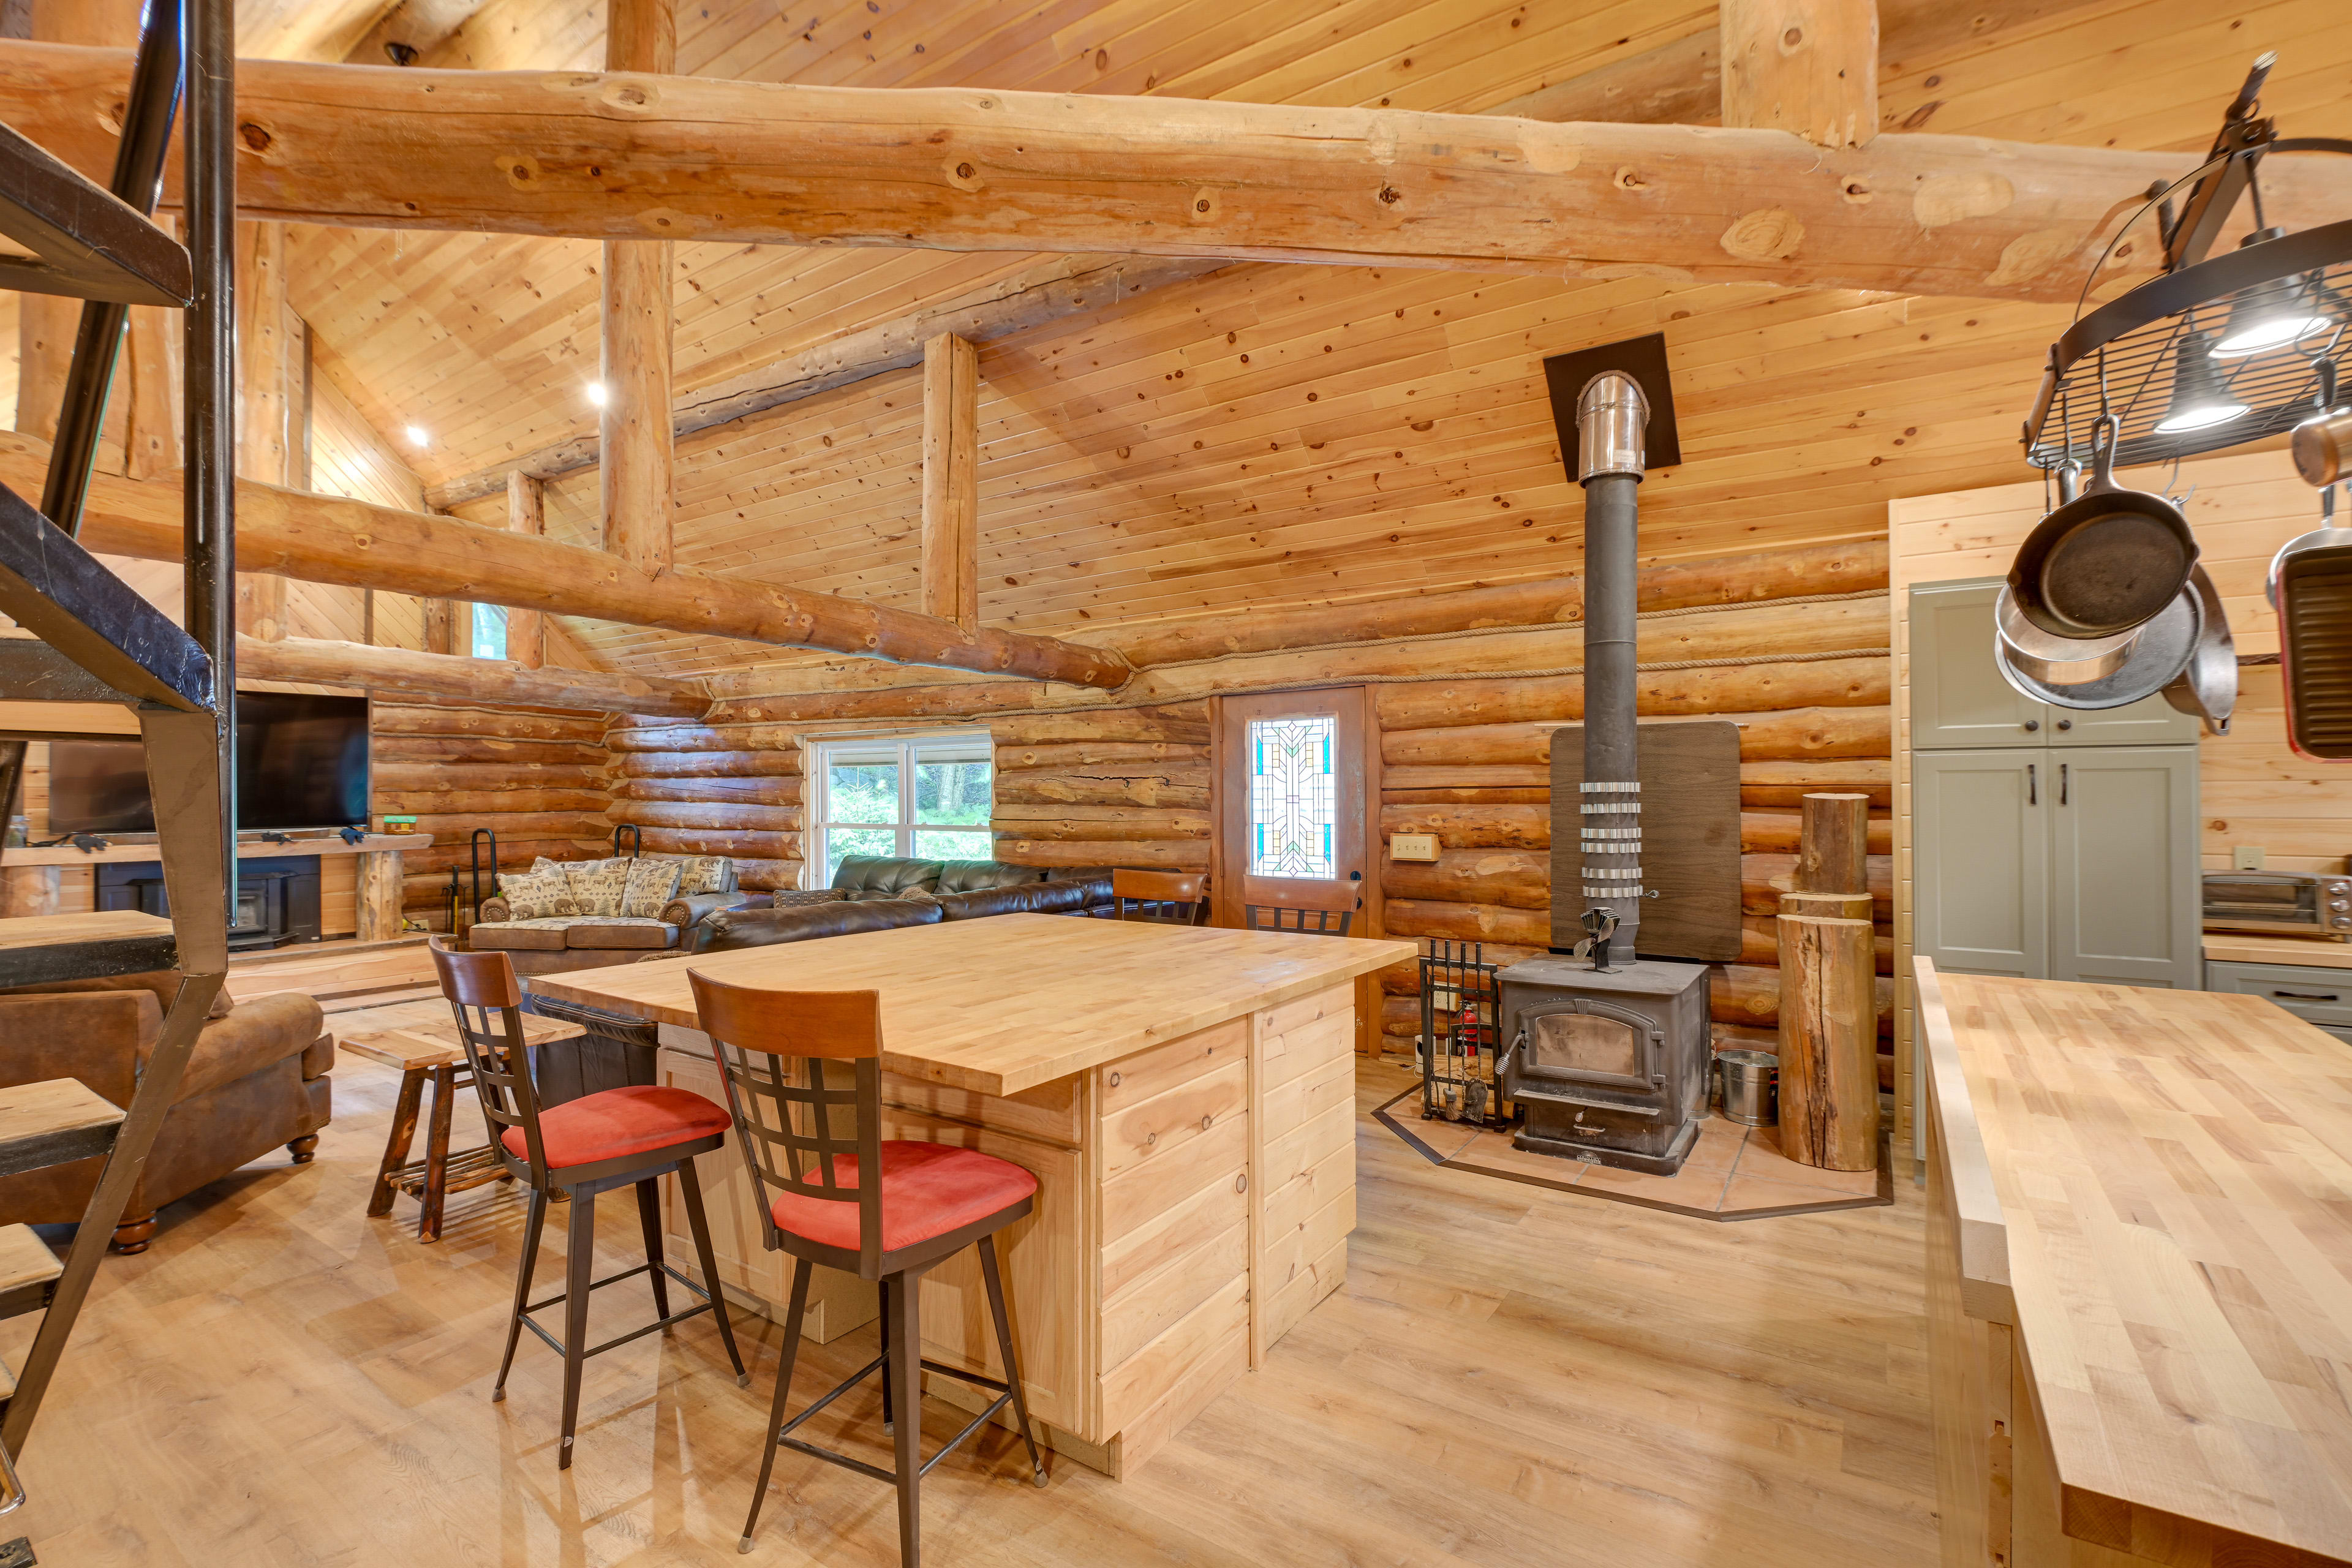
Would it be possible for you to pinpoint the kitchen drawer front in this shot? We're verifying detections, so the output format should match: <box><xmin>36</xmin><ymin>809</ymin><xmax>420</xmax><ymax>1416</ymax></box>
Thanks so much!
<box><xmin>2205</xmin><ymin>960</ymin><xmax>2352</xmax><ymax>1030</ymax></box>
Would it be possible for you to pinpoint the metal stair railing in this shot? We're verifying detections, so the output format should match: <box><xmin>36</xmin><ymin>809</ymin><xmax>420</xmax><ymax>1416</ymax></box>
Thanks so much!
<box><xmin>0</xmin><ymin>0</ymin><xmax>236</xmax><ymax>1551</ymax></box>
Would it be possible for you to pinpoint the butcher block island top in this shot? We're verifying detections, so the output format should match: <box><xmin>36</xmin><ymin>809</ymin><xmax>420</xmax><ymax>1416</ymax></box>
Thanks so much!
<box><xmin>1921</xmin><ymin>963</ymin><xmax>2352</xmax><ymax>1565</ymax></box>
<box><xmin>530</xmin><ymin>913</ymin><xmax>1415</xmax><ymax>1097</ymax></box>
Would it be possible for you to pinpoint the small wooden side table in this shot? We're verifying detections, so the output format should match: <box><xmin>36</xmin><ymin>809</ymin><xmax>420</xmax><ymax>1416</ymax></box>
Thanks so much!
<box><xmin>337</xmin><ymin>1000</ymin><xmax>579</xmax><ymax>1242</ymax></box>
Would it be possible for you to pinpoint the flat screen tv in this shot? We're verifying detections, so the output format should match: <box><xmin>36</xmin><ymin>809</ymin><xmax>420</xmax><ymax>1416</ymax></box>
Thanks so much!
<box><xmin>47</xmin><ymin>692</ymin><xmax>371</xmax><ymax>835</ymax></box>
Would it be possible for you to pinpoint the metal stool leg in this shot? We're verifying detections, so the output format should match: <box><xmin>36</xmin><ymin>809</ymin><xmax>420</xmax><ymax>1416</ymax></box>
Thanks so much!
<box><xmin>493</xmin><ymin>1186</ymin><xmax>548</xmax><ymax>1403</ymax></box>
<box><xmin>633</xmin><ymin>1177</ymin><xmax>670</xmax><ymax>1322</ymax></box>
<box><xmin>677</xmin><ymin>1158</ymin><xmax>747</xmax><ymax>1384</ymax></box>
<box><xmin>739</xmin><ymin>1257</ymin><xmax>812</xmax><ymax>1554</ymax></box>
<box><xmin>888</xmin><ymin>1268</ymin><xmax>923</xmax><ymax>1568</ymax></box>
<box><xmin>978</xmin><ymin>1234</ymin><xmax>1047</xmax><ymax>1487</ymax></box>
<box><xmin>557</xmin><ymin>1185</ymin><xmax>597</xmax><ymax>1469</ymax></box>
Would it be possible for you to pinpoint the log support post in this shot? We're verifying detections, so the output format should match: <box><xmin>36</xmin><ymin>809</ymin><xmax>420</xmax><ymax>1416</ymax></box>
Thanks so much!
<box><xmin>505</xmin><ymin>470</ymin><xmax>546</xmax><ymax>668</ymax></box>
<box><xmin>235</xmin><ymin>220</ymin><xmax>292</xmax><ymax>639</ymax></box>
<box><xmin>1721</xmin><ymin>0</ymin><xmax>1880</xmax><ymax>148</ymax></box>
<box><xmin>421</xmin><ymin>598</ymin><xmax>457</xmax><ymax>657</ymax></box>
<box><xmin>127</xmin><ymin>230</ymin><xmax>184</xmax><ymax>481</ymax></box>
<box><xmin>599</xmin><ymin>0</ymin><xmax>674</xmax><ymax>579</ymax></box>
<box><xmin>1776</xmin><ymin>791</ymin><xmax>1878</xmax><ymax>1169</ymax></box>
<box><xmin>921</xmin><ymin>330</ymin><xmax>979</xmax><ymax>631</ymax></box>
<box><xmin>356</xmin><ymin>848</ymin><xmax>405</xmax><ymax>941</ymax></box>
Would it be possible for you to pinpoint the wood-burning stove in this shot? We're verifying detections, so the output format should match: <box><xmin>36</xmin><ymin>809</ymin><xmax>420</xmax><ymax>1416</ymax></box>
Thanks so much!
<box><xmin>1496</xmin><ymin>957</ymin><xmax>1712</xmax><ymax>1174</ymax></box>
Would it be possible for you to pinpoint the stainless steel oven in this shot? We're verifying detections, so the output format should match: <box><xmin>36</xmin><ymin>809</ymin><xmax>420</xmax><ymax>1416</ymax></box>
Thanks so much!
<box><xmin>2203</xmin><ymin>872</ymin><xmax>2352</xmax><ymax>940</ymax></box>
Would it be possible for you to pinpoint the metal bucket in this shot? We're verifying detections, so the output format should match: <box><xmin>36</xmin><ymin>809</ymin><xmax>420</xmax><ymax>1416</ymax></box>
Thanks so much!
<box><xmin>1714</xmin><ymin>1049</ymin><xmax>1778</xmax><ymax>1128</ymax></box>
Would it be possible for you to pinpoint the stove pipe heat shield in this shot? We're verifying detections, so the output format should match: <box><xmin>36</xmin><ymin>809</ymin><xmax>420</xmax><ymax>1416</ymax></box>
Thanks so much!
<box><xmin>1575</xmin><ymin>371</ymin><xmax>1650</xmax><ymax>957</ymax></box>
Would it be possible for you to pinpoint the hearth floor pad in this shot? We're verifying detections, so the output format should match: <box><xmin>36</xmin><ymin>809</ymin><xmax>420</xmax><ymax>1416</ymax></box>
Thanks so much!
<box><xmin>1373</xmin><ymin>1085</ymin><xmax>1892</xmax><ymax>1221</ymax></box>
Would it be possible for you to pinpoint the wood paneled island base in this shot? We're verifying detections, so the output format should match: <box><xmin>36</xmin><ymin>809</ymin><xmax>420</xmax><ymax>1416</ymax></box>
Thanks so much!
<box><xmin>532</xmin><ymin>914</ymin><xmax>1415</xmax><ymax>1479</ymax></box>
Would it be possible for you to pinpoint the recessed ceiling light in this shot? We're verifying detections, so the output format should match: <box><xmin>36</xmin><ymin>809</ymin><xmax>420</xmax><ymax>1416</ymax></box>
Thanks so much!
<box><xmin>586</xmin><ymin>381</ymin><xmax>609</xmax><ymax>408</ymax></box>
<box><xmin>404</xmin><ymin>424</ymin><xmax>429</xmax><ymax>447</ymax></box>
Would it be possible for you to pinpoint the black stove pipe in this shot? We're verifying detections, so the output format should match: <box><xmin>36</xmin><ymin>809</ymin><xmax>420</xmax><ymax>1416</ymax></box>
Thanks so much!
<box><xmin>1574</xmin><ymin>372</ymin><xmax>1651</xmax><ymax>962</ymax></box>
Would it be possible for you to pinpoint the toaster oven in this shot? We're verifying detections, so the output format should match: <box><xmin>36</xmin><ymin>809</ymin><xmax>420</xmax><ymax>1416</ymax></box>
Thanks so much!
<box><xmin>2202</xmin><ymin>872</ymin><xmax>2352</xmax><ymax>939</ymax></box>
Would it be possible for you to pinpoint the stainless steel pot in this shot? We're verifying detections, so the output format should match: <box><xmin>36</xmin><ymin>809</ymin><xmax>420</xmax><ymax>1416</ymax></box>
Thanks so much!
<box><xmin>1995</xmin><ymin>586</ymin><xmax>2140</xmax><ymax>685</ymax></box>
<box><xmin>1997</xmin><ymin>578</ymin><xmax>2201</xmax><ymax>710</ymax></box>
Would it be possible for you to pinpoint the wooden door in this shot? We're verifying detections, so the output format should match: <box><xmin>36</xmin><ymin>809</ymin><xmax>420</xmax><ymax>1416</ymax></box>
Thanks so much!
<box><xmin>1910</xmin><ymin>581</ymin><xmax>2051</xmax><ymax>748</ymax></box>
<box><xmin>1212</xmin><ymin>689</ymin><xmax>1374</xmax><ymax>932</ymax></box>
<box><xmin>1912</xmin><ymin>749</ymin><xmax>2049</xmax><ymax>982</ymax></box>
<box><xmin>2048</xmin><ymin>745</ymin><xmax>2199</xmax><ymax>989</ymax></box>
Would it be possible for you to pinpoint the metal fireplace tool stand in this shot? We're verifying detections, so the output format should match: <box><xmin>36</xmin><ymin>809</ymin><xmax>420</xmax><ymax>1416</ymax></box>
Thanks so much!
<box><xmin>0</xmin><ymin>0</ymin><xmax>240</xmax><ymax>1558</ymax></box>
<box><xmin>1417</xmin><ymin>941</ymin><xmax>1513</xmax><ymax>1128</ymax></box>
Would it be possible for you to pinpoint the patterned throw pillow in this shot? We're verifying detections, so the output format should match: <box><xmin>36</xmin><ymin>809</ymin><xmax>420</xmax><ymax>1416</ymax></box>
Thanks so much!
<box><xmin>666</xmin><ymin>855</ymin><xmax>733</xmax><ymax>895</ymax></box>
<box><xmin>765</xmin><ymin>889</ymin><xmax>846</xmax><ymax>910</ymax></box>
<box><xmin>497</xmin><ymin>867</ymin><xmax>579</xmax><ymax>922</ymax></box>
<box><xmin>563</xmin><ymin>858</ymin><xmax>633</xmax><ymax>917</ymax></box>
<box><xmin>621</xmin><ymin>856</ymin><xmax>682</xmax><ymax>918</ymax></box>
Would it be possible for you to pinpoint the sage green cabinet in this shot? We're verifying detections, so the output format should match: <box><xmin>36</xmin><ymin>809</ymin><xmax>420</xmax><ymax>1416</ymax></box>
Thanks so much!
<box><xmin>1912</xmin><ymin>746</ymin><xmax>2200</xmax><ymax>992</ymax></box>
<box><xmin>1909</xmin><ymin>579</ymin><xmax>2201</xmax><ymax>749</ymax></box>
<box><xmin>1912</xmin><ymin>750</ymin><xmax>2049</xmax><ymax>981</ymax></box>
<box><xmin>2046</xmin><ymin>747</ymin><xmax>2200</xmax><ymax>989</ymax></box>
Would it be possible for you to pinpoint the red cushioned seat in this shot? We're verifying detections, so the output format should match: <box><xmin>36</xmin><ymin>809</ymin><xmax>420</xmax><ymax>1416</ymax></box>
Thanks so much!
<box><xmin>502</xmin><ymin>1085</ymin><xmax>730</xmax><ymax>1169</ymax></box>
<box><xmin>769</xmin><ymin>1140</ymin><xmax>1038</xmax><ymax>1254</ymax></box>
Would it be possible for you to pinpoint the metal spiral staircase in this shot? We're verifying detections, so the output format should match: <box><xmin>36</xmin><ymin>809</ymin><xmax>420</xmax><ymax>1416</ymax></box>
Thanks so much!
<box><xmin>0</xmin><ymin>0</ymin><xmax>237</xmax><ymax>1559</ymax></box>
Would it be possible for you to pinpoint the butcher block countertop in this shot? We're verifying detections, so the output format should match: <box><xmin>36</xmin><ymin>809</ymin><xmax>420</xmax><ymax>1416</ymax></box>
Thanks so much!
<box><xmin>1920</xmin><ymin>962</ymin><xmax>2352</xmax><ymax>1563</ymax></box>
<box><xmin>2203</xmin><ymin>932</ymin><xmax>2352</xmax><ymax>970</ymax></box>
<box><xmin>531</xmin><ymin>913</ymin><xmax>1415</xmax><ymax>1098</ymax></box>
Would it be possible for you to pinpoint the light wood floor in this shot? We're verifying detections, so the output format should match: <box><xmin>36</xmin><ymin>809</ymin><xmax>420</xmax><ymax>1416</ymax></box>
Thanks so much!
<box><xmin>0</xmin><ymin>1056</ymin><xmax>1936</xmax><ymax>1566</ymax></box>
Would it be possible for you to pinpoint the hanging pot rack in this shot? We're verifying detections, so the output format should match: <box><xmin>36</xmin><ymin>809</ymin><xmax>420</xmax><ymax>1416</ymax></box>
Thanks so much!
<box><xmin>2021</xmin><ymin>52</ymin><xmax>2352</xmax><ymax>473</ymax></box>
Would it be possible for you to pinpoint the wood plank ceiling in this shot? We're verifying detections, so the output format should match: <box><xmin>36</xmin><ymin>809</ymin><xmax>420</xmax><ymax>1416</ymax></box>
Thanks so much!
<box><xmin>284</xmin><ymin>0</ymin><xmax>2352</xmax><ymax>682</ymax></box>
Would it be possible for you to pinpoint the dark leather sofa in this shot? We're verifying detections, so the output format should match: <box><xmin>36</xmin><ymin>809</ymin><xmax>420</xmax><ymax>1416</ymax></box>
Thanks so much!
<box><xmin>696</xmin><ymin>856</ymin><xmax>1112</xmax><ymax>954</ymax></box>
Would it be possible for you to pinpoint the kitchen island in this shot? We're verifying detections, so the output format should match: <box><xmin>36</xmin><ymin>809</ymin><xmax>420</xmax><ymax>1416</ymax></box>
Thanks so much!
<box><xmin>1920</xmin><ymin>958</ymin><xmax>2352</xmax><ymax>1567</ymax></box>
<box><xmin>532</xmin><ymin>913</ymin><xmax>1414</xmax><ymax>1478</ymax></box>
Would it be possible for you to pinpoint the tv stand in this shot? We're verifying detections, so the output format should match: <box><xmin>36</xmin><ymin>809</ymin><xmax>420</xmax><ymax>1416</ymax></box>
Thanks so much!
<box><xmin>0</xmin><ymin>832</ymin><xmax>432</xmax><ymax>941</ymax></box>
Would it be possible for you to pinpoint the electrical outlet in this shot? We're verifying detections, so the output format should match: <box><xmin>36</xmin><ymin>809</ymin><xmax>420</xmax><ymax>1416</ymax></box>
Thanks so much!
<box><xmin>1390</xmin><ymin>832</ymin><xmax>1439</xmax><ymax>862</ymax></box>
<box><xmin>2233</xmin><ymin>845</ymin><xmax>2267</xmax><ymax>871</ymax></box>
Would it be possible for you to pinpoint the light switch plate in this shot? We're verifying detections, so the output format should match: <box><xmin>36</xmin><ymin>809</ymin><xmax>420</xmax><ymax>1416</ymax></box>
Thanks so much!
<box><xmin>1390</xmin><ymin>832</ymin><xmax>1439</xmax><ymax>862</ymax></box>
<box><xmin>2233</xmin><ymin>845</ymin><xmax>2267</xmax><ymax>870</ymax></box>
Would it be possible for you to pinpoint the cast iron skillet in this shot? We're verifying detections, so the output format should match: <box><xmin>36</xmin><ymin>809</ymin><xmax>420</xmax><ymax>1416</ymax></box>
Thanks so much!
<box><xmin>2009</xmin><ymin>413</ymin><xmax>2199</xmax><ymax>638</ymax></box>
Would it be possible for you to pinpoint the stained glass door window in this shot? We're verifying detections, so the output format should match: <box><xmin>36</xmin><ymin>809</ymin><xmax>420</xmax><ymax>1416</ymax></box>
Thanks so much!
<box><xmin>1246</xmin><ymin>715</ymin><xmax>1337</xmax><ymax>880</ymax></box>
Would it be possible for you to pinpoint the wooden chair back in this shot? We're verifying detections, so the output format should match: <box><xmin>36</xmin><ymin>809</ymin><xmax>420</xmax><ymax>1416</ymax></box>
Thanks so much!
<box><xmin>1112</xmin><ymin>868</ymin><xmax>1210</xmax><ymax>925</ymax></box>
<box><xmin>429</xmin><ymin>939</ymin><xmax>551</xmax><ymax>1178</ymax></box>
<box><xmin>1245</xmin><ymin>904</ymin><xmax>1354</xmax><ymax>937</ymax></box>
<box><xmin>688</xmin><ymin>970</ymin><xmax>890</xmax><ymax>1279</ymax></box>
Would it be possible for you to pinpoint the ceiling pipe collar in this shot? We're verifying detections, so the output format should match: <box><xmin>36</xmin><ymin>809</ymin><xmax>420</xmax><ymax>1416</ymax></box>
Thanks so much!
<box><xmin>1576</xmin><ymin>371</ymin><xmax>1650</xmax><ymax>482</ymax></box>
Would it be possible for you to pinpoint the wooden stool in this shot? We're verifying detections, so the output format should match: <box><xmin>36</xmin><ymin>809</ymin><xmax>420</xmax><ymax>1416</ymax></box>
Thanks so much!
<box><xmin>690</xmin><ymin>969</ymin><xmax>1047</xmax><ymax>1566</ymax></box>
<box><xmin>338</xmin><ymin>1000</ymin><xmax>579</xmax><ymax>1242</ymax></box>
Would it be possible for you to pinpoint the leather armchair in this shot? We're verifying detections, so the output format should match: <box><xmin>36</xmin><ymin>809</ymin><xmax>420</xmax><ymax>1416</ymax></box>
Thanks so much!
<box><xmin>0</xmin><ymin>971</ymin><xmax>330</xmax><ymax>1253</ymax></box>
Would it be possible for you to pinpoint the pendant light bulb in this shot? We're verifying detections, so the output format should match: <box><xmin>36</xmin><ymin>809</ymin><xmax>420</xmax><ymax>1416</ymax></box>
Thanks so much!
<box><xmin>2155</xmin><ymin>330</ymin><xmax>2250</xmax><ymax>433</ymax></box>
<box><xmin>2216</xmin><ymin>277</ymin><xmax>2327</xmax><ymax>357</ymax></box>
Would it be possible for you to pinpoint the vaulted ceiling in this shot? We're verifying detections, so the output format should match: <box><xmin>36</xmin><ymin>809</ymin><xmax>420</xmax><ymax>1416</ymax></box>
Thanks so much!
<box><xmin>273</xmin><ymin>0</ymin><xmax>2352</xmax><ymax>684</ymax></box>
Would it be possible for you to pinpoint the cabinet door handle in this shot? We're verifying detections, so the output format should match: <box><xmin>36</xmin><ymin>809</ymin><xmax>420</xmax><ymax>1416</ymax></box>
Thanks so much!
<box><xmin>2060</xmin><ymin>762</ymin><xmax>2068</xmax><ymax>806</ymax></box>
<box><xmin>2274</xmin><ymin>989</ymin><xmax>2341</xmax><ymax>1002</ymax></box>
<box><xmin>2027</xmin><ymin>763</ymin><xmax>2037</xmax><ymax>805</ymax></box>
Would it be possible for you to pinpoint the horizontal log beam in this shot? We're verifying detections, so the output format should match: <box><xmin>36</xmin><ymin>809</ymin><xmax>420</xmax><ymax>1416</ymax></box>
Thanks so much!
<box><xmin>372</xmin><ymin>707</ymin><xmax>609</xmax><ymax>742</ymax></box>
<box><xmin>424</xmin><ymin>253</ymin><xmax>1227</xmax><ymax>508</ymax></box>
<box><xmin>0</xmin><ymin>435</ymin><xmax>1126</xmax><ymax>689</ymax></box>
<box><xmin>238</xmin><ymin>635</ymin><xmax>710</xmax><ymax>718</ymax></box>
<box><xmin>2</xmin><ymin>47</ymin><xmax>2340</xmax><ymax>303</ymax></box>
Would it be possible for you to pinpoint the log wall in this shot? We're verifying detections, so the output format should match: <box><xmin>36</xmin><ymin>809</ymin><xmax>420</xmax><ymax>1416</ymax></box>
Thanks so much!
<box><xmin>601</xmin><ymin>720</ymin><xmax>805</xmax><ymax>892</ymax></box>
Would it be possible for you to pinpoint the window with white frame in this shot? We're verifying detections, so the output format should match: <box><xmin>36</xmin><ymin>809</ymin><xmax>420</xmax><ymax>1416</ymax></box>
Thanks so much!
<box><xmin>810</xmin><ymin>733</ymin><xmax>993</xmax><ymax>884</ymax></box>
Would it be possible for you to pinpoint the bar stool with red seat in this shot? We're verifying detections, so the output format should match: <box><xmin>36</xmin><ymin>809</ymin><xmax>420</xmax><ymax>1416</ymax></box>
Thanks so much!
<box><xmin>688</xmin><ymin>969</ymin><xmax>1047</xmax><ymax>1564</ymax></box>
<box><xmin>429</xmin><ymin>942</ymin><xmax>747</xmax><ymax>1469</ymax></box>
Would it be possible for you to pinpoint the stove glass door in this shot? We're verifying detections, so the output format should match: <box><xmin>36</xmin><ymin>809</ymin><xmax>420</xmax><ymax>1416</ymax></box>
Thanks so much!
<box><xmin>1516</xmin><ymin>999</ymin><xmax>1660</xmax><ymax>1093</ymax></box>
